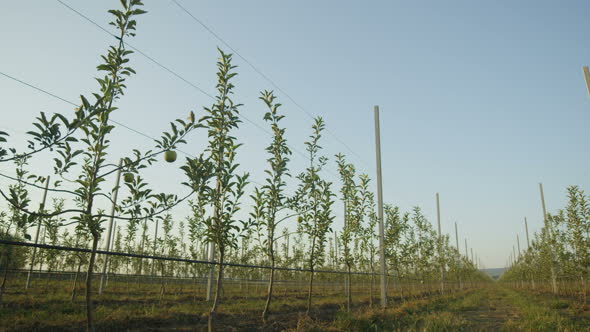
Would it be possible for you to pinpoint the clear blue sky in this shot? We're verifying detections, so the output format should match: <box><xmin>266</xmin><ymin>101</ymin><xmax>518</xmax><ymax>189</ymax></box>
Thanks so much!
<box><xmin>1</xmin><ymin>0</ymin><xmax>589</xmax><ymax>268</ymax></box>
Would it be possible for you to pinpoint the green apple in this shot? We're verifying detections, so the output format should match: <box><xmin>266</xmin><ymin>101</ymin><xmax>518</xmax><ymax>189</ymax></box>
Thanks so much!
<box><xmin>164</xmin><ymin>150</ymin><xmax>177</xmax><ymax>163</ymax></box>
<box><xmin>123</xmin><ymin>173</ymin><xmax>134</xmax><ymax>183</ymax></box>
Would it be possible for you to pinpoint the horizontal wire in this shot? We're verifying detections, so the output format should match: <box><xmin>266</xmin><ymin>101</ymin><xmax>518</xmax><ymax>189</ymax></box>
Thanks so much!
<box><xmin>55</xmin><ymin>0</ymin><xmax>343</xmax><ymax>183</ymax></box>
<box><xmin>0</xmin><ymin>71</ymin><xmax>268</xmax><ymax>190</ymax></box>
<box><xmin>170</xmin><ymin>0</ymin><xmax>372</xmax><ymax>172</ymax></box>
<box><xmin>1</xmin><ymin>238</ymin><xmax>429</xmax><ymax>280</ymax></box>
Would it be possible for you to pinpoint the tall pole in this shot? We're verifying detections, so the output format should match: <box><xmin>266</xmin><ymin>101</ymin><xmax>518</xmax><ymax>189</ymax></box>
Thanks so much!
<box><xmin>517</xmin><ymin>234</ymin><xmax>521</xmax><ymax>259</ymax></box>
<box><xmin>436</xmin><ymin>193</ymin><xmax>445</xmax><ymax>294</ymax></box>
<box><xmin>374</xmin><ymin>105</ymin><xmax>387</xmax><ymax>308</ymax></box>
<box><xmin>151</xmin><ymin>218</ymin><xmax>159</xmax><ymax>280</ymax></box>
<box><xmin>583</xmin><ymin>66</ymin><xmax>590</xmax><ymax>96</ymax></box>
<box><xmin>464</xmin><ymin>239</ymin><xmax>468</xmax><ymax>258</ymax></box>
<box><xmin>38</xmin><ymin>225</ymin><xmax>47</xmax><ymax>271</ymax></box>
<box><xmin>523</xmin><ymin>217</ymin><xmax>535</xmax><ymax>288</ymax></box>
<box><xmin>344</xmin><ymin>201</ymin><xmax>349</xmax><ymax>301</ymax></box>
<box><xmin>524</xmin><ymin>217</ymin><xmax>530</xmax><ymax>248</ymax></box>
<box><xmin>99</xmin><ymin>159</ymin><xmax>123</xmax><ymax>294</ymax></box>
<box><xmin>26</xmin><ymin>175</ymin><xmax>50</xmax><ymax>289</ymax></box>
<box><xmin>454</xmin><ymin>223</ymin><xmax>460</xmax><ymax>256</ymax></box>
<box><xmin>512</xmin><ymin>245</ymin><xmax>516</xmax><ymax>264</ymax></box>
<box><xmin>539</xmin><ymin>183</ymin><xmax>558</xmax><ymax>294</ymax></box>
<box><xmin>286</xmin><ymin>232</ymin><xmax>290</xmax><ymax>261</ymax></box>
<box><xmin>108</xmin><ymin>221</ymin><xmax>118</xmax><ymax>278</ymax></box>
<box><xmin>334</xmin><ymin>230</ymin><xmax>338</xmax><ymax>264</ymax></box>
<box><xmin>455</xmin><ymin>222</ymin><xmax>462</xmax><ymax>289</ymax></box>
<box><xmin>206</xmin><ymin>242</ymin><xmax>216</xmax><ymax>301</ymax></box>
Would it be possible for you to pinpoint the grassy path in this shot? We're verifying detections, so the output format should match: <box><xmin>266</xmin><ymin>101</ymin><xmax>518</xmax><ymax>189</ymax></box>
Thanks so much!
<box><xmin>448</xmin><ymin>286</ymin><xmax>520</xmax><ymax>330</ymax></box>
<box><xmin>331</xmin><ymin>284</ymin><xmax>590</xmax><ymax>331</ymax></box>
<box><xmin>433</xmin><ymin>285</ymin><xmax>589</xmax><ymax>331</ymax></box>
<box><xmin>2</xmin><ymin>280</ymin><xmax>589</xmax><ymax>331</ymax></box>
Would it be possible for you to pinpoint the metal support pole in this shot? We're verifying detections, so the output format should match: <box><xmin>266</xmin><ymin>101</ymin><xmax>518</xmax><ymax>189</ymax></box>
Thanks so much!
<box><xmin>343</xmin><ymin>201</ymin><xmax>348</xmax><ymax>298</ymax></box>
<box><xmin>107</xmin><ymin>221</ymin><xmax>117</xmax><ymax>283</ymax></box>
<box><xmin>583</xmin><ymin>66</ymin><xmax>590</xmax><ymax>96</ymax></box>
<box><xmin>334</xmin><ymin>231</ymin><xmax>338</xmax><ymax>266</ymax></box>
<box><xmin>539</xmin><ymin>183</ymin><xmax>558</xmax><ymax>294</ymax></box>
<box><xmin>26</xmin><ymin>175</ymin><xmax>50</xmax><ymax>289</ymax></box>
<box><xmin>516</xmin><ymin>234</ymin><xmax>521</xmax><ymax>259</ymax></box>
<box><xmin>38</xmin><ymin>225</ymin><xmax>47</xmax><ymax>271</ymax></box>
<box><xmin>374</xmin><ymin>105</ymin><xmax>388</xmax><ymax>308</ymax></box>
<box><xmin>524</xmin><ymin>217</ymin><xmax>530</xmax><ymax>248</ymax></box>
<box><xmin>206</xmin><ymin>241</ymin><xmax>216</xmax><ymax>301</ymax></box>
<box><xmin>455</xmin><ymin>222</ymin><xmax>462</xmax><ymax>289</ymax></box>
<box><xmin>99</xmin><ymin>159</ymin><xmax>123</xmax><ymax>294</ymax></box>
<box><xmin>512</xmin><ymin>245</ymin><xmax>516</xmax><ymax>264</ymax></box>
<box><xmin>151</xmin><ymin>218</ymin><xmax>159</xmax><ymax>280</ymax></box>
<box><xmin>436</xmin><ymin>193</ymin><xmax>444</xmax><ymax>294</ymax></box>
<box><xmin>286</xmin><ymin>232</ymin><xmax>290</xmax><ymax>261</ymax></box>
<box><xmin>464</xmin><ymin>239</ymin><xmax>468</xmax><ymax>258</ymax></box>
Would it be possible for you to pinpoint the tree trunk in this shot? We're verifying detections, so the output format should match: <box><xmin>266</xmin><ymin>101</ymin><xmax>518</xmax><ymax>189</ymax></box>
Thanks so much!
<box><xmin>306</xmin><ymin>267</ymin><xmax>314</xmax><ymax>315</ymax></box>
<box><xmin>0</xmin><ymin>253</ymin><xmax>10</xmax><ymax>305</ymax></box>
<box><xmin>71</xmin><ymin>259</ymin><xmax>82</xmax><ymax>302</ymax></box>
<box><xmin>193</xmin><ymin>272</ymin><xmax>198</xmax><ymax>302</ymax></box>
<box><xmin>582</xmin><ymin>275</ymin><xmax>586</xmax><ymax>305</ymax></box>
<box><xmin>369</xmin><ymin>270</ymin><xmax>374</xmax><ymax>307</ymax></box>
<box><xmin>159</xmin><ymin>260</ymin><xmax>166</xmax><ymax>301</ymax></box>
<box><xmin>138</xmin><ymin>218</ymin><xmax>147</xmax><ymax>275</ymax></box>
<box><xmin>262</xmin><ymin>258</ymin><xmax>275</xmax><ymax>322</ymax></box>
<box><xmin>208</xmin><ymin>248</ymin><xmax>224</xmax><ymax>332</ymax></box>
<box><xmin>85</xmin><ymin>234</ymin><xmax>99</xmax><ymax>332</ymax></box>
<box><xmin>346</xmin><ymin>263</ymin><xmax>352</xmax><ymax>312</ymax></box>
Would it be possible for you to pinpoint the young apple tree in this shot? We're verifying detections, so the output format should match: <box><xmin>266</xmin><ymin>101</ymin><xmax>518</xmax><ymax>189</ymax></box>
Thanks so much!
<box><xmin>293</xmin><ymin>117</ymin><xmax>335</xmax><ymax>314</ymax></box>
<box><xmin>0</xmin><ymin>1</ymin><xmax>203</xmax><ymax>329</ymax></box>
<box><xmin>335</xmin><ymin>153</ymin><xmax>363</xmax><ymax>312</ymax></box>
<box><xmin>181</xmin><ymin>49</ymin><xmax>249</xmax><ymax>331</ymax></box>
<box><xmin>250</xmin><ymin>90</ymin><xmax>293</xmax><ymax>321</ymax></box>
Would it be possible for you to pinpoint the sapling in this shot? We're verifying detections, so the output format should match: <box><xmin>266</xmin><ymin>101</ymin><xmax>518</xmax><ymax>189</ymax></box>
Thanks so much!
<box><xmin>503</xmin><ymin>185</ymin><xmax>590</xmax><ymax>302</ymax></box>
<box><xmin>0</xmin><ymin>232</ymin><xmax>27</xmax><ymax>304</ymax></box>
<box><xmin>43</xmin><ymin>199</ymin><xmax>65</xmax><ymax>272</ymax></box>
<box><xmin>335</xmin><ymin>153</ymin><xmax>363</xmax><ymax>312</ymax></box>
<box><xmin>181</xmin><ymin>49</ymin><xmax>249</xmax><ymax>331</ymax></box>
<box><xmin>412</xmin><ymin>207</ymin><xmax>436</xmax><ymax>291</ymax></box>
<box><xmin>0</xmin><ymin>1</ymin><xmax>206</xmax><ymax>328</ymax></box>
<box><xmin>293</xmin><ymin>117</ymin><xmax>335</xmax><ymax>314</ymax></box>
<box><xmin>358</xmin><ymin>174</ymin><xmax>379</xmax><ymax>306</ymax></box>
<box><xmin>250</xmin><ymin>90</ymin><xmax>292</xmax><ymax>321</ymax></box>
